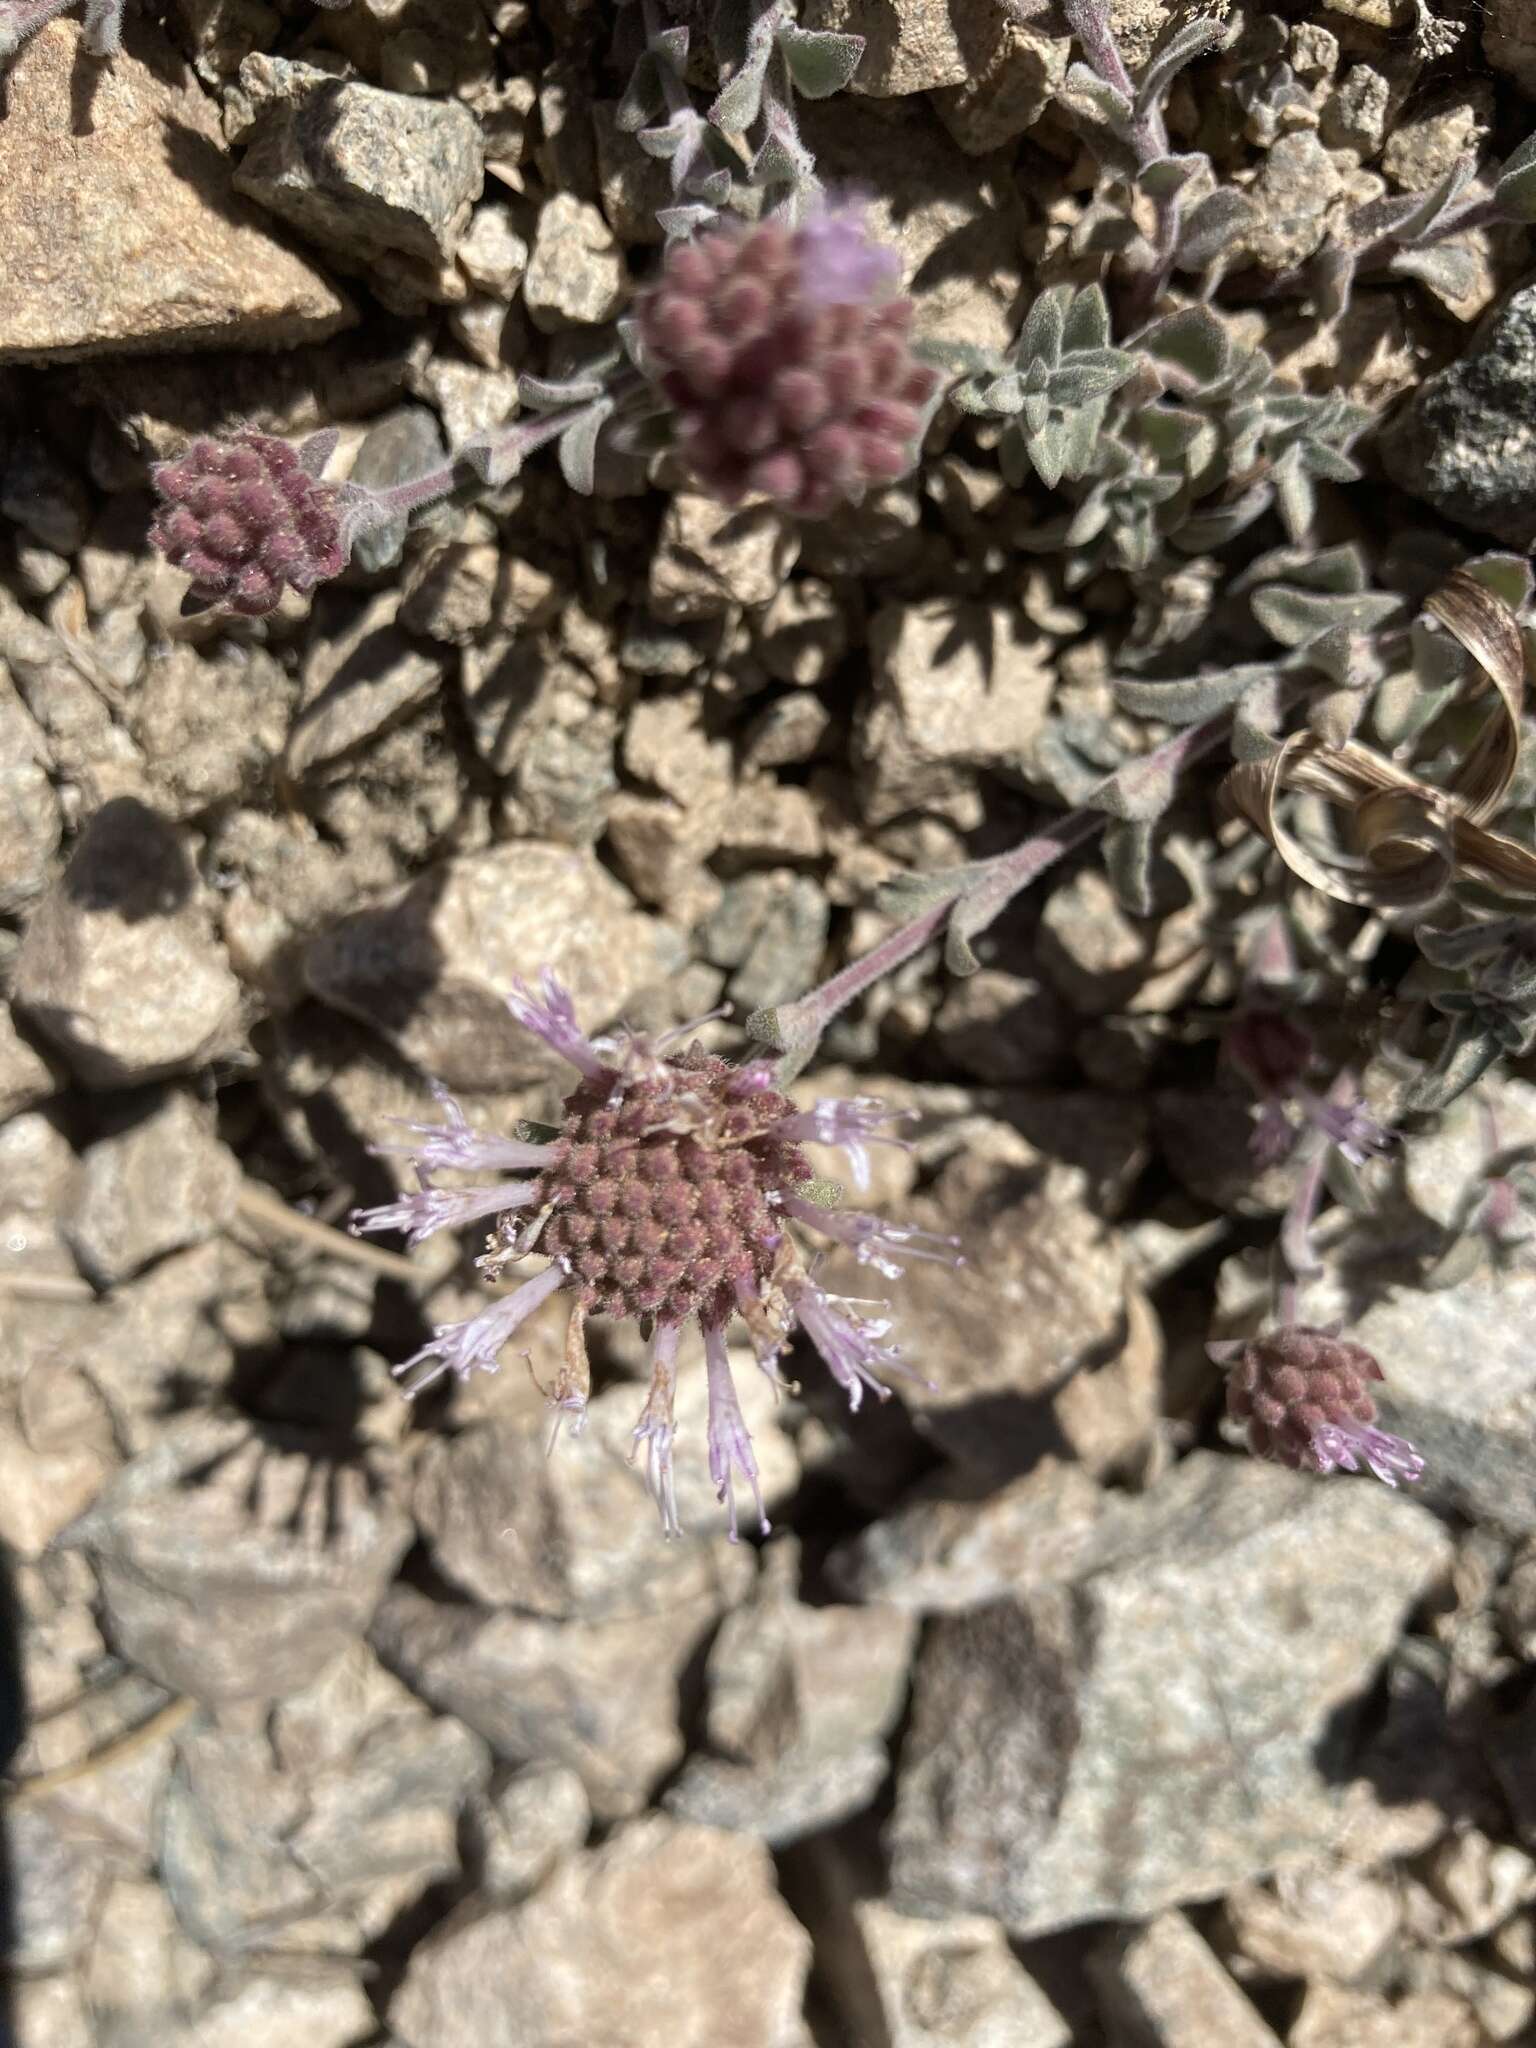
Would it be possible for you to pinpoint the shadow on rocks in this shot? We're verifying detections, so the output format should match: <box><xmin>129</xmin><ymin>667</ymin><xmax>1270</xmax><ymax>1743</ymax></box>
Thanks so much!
<box><xmin>0</xmin><ymin>1540</ymin><xmax>23</xmax><ymax>2048</ymax></box>
<box><xmin>59</xmin><ymin>794</ymin><xmax>195</xmax><ymax>921</ymax></box>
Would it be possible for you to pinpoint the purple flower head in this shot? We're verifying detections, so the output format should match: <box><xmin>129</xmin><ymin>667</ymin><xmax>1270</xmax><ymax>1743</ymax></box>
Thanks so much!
<box><xmin>149</xmin><ymin>429</ymin><xmax>352</xmax><ymax>617</ymax></box>
<box><xmin>1217</xmin><ymin>1324</ymin><xmax>1423</xmax><ymax>1489</ymax></box>
<box><xmin>352</xmin><ymin>973</ymin><xmax>949</xmax><ymax>1536</ymax></box>
<box><xmin>635</xmin><ymin>208</ymin><xmax>938</xmax><ymax>520</ymax></box>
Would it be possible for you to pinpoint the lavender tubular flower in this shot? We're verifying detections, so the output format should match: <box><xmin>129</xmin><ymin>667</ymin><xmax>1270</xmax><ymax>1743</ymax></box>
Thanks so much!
<box><xmin>704</xmin><ymin>1321</ymin><xmax>768</xmax><ymax>1540</ymax></box>
<box><xmin>781</xmin><ymin>1196</ymin><xmax>958</xmax><ymax>1279</ymax></box>
<box><xmin>394</xmin><ymin>1262</ymin><xmax>567</xmax><ymax>1398</ymax></box>
<box><xmin>1308</xmin><ymin>1419</ymin><xmax>1426</xmax><ymax>1489</ymax></box>
<box><xmin>367</xmin><ymin>968</ymin><xmax>943</xmax><ymax>1535</ymax></box>
<box><xmin>786</xmin><ymin>1278</ymin><xmax>912</xmax><ymax>1412</ymax></box>
<box><xmin>374</xmin><ymin>1086</ymin><xmax>558</xmax><ymax>1177</ymax></box>
<box><xmin>506</xmin><ymin>971</ymin><xmax>611</xmax><ymax>1080</ymax></box>
<box><xmin>350</xmin><ymin>1179</ymin><xmax>540</xmax><ymax>1249</ymax></box>
<box><xmin>773</xmin><ymin>1096</ymin><xmax>912</xmax><ymax>1191</ymax></box>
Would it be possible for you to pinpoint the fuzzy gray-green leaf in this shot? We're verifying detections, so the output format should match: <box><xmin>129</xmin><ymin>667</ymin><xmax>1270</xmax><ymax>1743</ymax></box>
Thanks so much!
<box><xmin>1175</xmin><ymin>188</ymin><xmax>1257</xmax><ymax>272</ymax></box>
<box><xmin>1061</xmin><ymin>282</ymin><xmax>1112</xmax><ymax>353</ymax></box>
<box><xmin>1143</xmin><ymin>305</ymin><xmax>1231</xmax><ymax>390</ymax></box>
<box><xmin>1251</xmin><ymin>584</ymin><xmax>1402</xmax><ymax>649</ymax></box>
<box><xmin>777</xmin><ymin>23</ymin><xmax>864</xmax><ymax>98</ymax></box>
<box><xmin>1018</xmin><ymin>285</ymin><xmax>1070</xmax><ymax>370</ymax></box>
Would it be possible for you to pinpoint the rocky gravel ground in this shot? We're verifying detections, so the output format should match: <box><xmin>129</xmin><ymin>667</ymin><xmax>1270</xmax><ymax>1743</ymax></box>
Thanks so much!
<box><xmin>5</xmin><ymin>1</ymin><xmax>1536</xmax><ymax>2045</ymax></box>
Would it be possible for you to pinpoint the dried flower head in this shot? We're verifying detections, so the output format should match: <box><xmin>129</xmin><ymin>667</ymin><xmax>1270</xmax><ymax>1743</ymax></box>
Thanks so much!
<box><xmin>1220</xmin><ymin>1325</ymin><xmax>1424</xmax><ymax>1488</ymax></box>
<box><xmin>353</xmin><ymin>973</ymin><xmax>953</xmax><ymax>1538</ymax></box>
<box><xmin>148</xmin><ymin>429</ymin><xmax>350</xmax><ymax>617</ymax></box>
<box><xmin>636</xmin><ymin>198</ymin><xmax>938</xmax><ymax>519</ymax></box>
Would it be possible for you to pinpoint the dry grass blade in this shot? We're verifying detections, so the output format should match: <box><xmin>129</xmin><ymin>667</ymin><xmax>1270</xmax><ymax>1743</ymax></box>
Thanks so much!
<box><xmin>1424</xmin><ymin>568</ymin><xmax>1526</xmax><ymax>823</ymax></box>
<box><xmin>1223</xmin><ymin>570</ymin><xmax>1536</xmax><ymax>913</ymax></box>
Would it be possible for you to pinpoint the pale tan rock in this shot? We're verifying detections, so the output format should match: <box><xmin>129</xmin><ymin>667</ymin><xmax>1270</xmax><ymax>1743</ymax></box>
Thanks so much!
<box><xmin>0</xmin><ymin>671</ymin><xmax>60</xmax><ymax>912</ymax></box>
<box><xmin>378</xmin><ymin>1545</ymin><xmax>753</xmax><ymax>1815</ymax></box>
<box><xmin>0</xmin><ymin>1000</ymin><xmax>60</xmax><ymax>1118</ymax></box>
<box><xmin>754</xmin><ymin>576</ymin><xmax>849</xmax><ymax>686</ymax></box>
<box><xmin>1244</xmin><ymin>130</ymin><xmax>1343</xmax><ymax>272</ymax></box>
<box><xmin>0</xmin><ymin>1374</ymin><xmax>117</xmax><ymax>1559</ymax></box>
<box><xmin>0</xmin><ymin>19</ymin><xmax>350</xmax><ymax>362</ymax></box>
<box><xmin>1382</xmin><ymin>82</ymin><xmax>1495</xmax><ymax>192</ymax></box>
<box><xmin>607</xmin><ymin>791</ymin><xmax>726</xmax><ymax>920</ymax></box>
<box><xmin>1221</xmin><ymin>1868</ymin><xmax>1400</xmax><ymax>1984</ymax></box>
<box><xmin>799</xmin><ymin>0</ymin><xmax>1006</xmax><ymax>95</ymax></box>
<box><xmin>870</xmin><ymin>1147</ymin><xmax>1131</xmax><ymax>1471</ymax></box>
<box><xmin>1094</xmin><ymin>1912</ymin><xmax>1284</xmax><ymax>2048</ymax></box>
<box><xmin>14</xmin><ymin>799</ymin><xmax>245</xmax><ymax>1090</ymax></box>
<box><xmin>832</xmin><ymin>1457</ymin><xmax>1109</xmax><ymax>1612</ymax></box>
<box><xmin>62</xmin><ymin>1087</ymin><xmax>241</xmax><ymax>1288</ymax></box>
<box><xmin>650</xmin><ymin>495</ymin><xmax>801</xmax><ymax>619</ymax></box>
<box><xmin>848</xmin><ymin>1900</ymin><xmax>1070</xmax><ymax>2047</ymax></box>
<box><xmin>857</xmin><ymin>599</ymin><xmax>1052</xmax><ymax>827</ymax></box>
<box><xmin>85</xmin><ymin>1879</ymin><xmax>215</xmax><ymax>2036</ymax></box>
<box><xmin>524</xmin><ymin>192</ymin><xmax>628</xmax><ymax>330</ymax></box>
<box><xmin>184</xmin><ymin>1976</ymin><xmax>381</xmax><ymax>2048</ymax></box>
<box><xmin>665</xmin><ymin>1545</ymin><xmax>915</xmax><ymax>1844</ymax></box>
<box><xmin>233</xmin><ymin>54</ymin><xmax>484</xmax><ymax>282</ymax></box>
<box><xmin>303</xmin><ymin>840</ymin><xmax>662</xmax><ymax>1090</ymax></box>
<box><xmin>1290</xmin><ymin>1983</ymin><xmax>1481</xmax><ymax>2048</ymax></box>
<box><xmin>392</xmin><ymin>1816</ymin><xmax>812</xmax><ymax>2048</ymax></box>
<box><xmin>63</xmin><ymin>1415</ymin><xmax>413</xmax><ymax>1703</ymax></box>
<box><xmin>411</xmin><ymin>1358</ymin><xmax>798</xmax><ymax>1620</ymax></box>
<box><xmin>716</xmin><ymin>781</ymin><xmax>824</xmax><ymax>866</ymax></box>
<box><xmin>11</xmin><ymin>1974</ymin><xmax>93</xmax><ymax>2048</ymax></box>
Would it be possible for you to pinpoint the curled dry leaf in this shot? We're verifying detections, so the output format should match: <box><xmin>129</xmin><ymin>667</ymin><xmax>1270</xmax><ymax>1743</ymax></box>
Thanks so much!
<box><xmin>1222</xmin><ymin>571</ymin><xmax>1536</xmax><ymax>913</ymax></box>
<box><xmin>1422</xmin><ymin>568</ymin><xmax>1526</xmax><ymax>824</ymax></box>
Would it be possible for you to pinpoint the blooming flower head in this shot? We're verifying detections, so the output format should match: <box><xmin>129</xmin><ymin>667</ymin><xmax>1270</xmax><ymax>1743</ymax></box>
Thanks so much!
<box><xmin>635</xmin><ymin>198</ymin><xmax>938</xmax><ymax>520</ymax></box>
<box><xmin>1216</xmin><ymin>1325</ymin><xmax>1424</xmax><ymax>1488</ymax></box>
<box><xmin>353</xmin><ymin>972</ymin><xmax>951</xmax><ymax>1538</ymax></box>
<box><xmin>149</xmin><ymin>428</ymin><xmax>357</xmax><ymax>617</ymax></box>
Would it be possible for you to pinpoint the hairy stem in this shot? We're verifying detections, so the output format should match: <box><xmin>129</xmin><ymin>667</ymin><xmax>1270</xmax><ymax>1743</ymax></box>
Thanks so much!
<box><xmin>1061</xmin><ymin>0</ymin><xmax>1178</xmax><ymax>319</ymax></box>
<box><xmin>1277</xmin><ymin>1145</ymin><xmax>1329</xmax><ymax>1321</ymax></box>
<box><xmin>760</xmin><ymin>697</ymin><xmax>1253</xmax><ymax>1065</ymax></box>
<box><xmin>372</xmin><ymin>399</ymin><xmax>610</xmax><ymax>519</ymax></box>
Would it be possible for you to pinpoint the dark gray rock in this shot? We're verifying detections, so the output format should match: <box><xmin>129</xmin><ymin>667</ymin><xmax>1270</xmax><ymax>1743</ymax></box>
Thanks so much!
<box><xmin>888</xmin><ymin>1452</ymin><xmax>1451</xmax><ymax>1935</ymax></box>
<box><xmin>234</xmin><ymin>57</ymin><xmax>483</xmax><ymax>276</ymax></box>
<box><xmin>698</xmin><ymin>871</ymin><xmax>830</xmax><ymax>1014</ymax></box>
<box><xmin>1381</xmin><ymin>282</ymin><xmax>1536</xmax><ymax>547</ymax></box>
